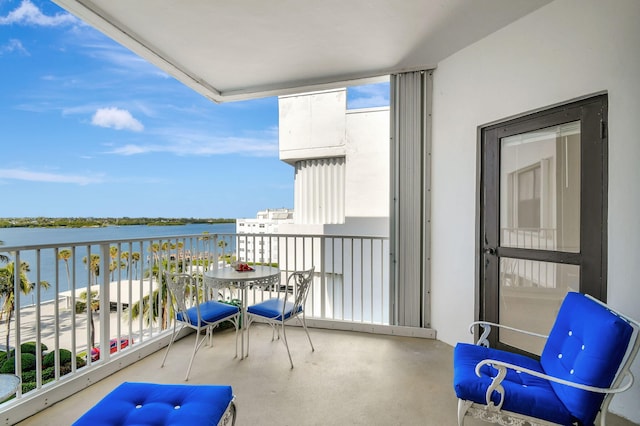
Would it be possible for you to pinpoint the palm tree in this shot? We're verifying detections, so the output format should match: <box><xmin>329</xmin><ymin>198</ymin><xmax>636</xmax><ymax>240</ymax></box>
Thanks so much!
<box><xmin>76</xmin><ymin>290</ymin><xmax>100</xmax><ymax>349</ymax></box>
<box><xmin>131</xmin><ymin>252</ymin><xmax>141</xmax><ymax>279</ymax></box>
<box><xmin>0</xmin><ymin>240</ymin><xmax>9</xmax><ymax>264</ymax></box>
<box><xmin>148</xmin><ymin>243</ymin><xmax>160</xmax><ymax>265</ymax></box>
<box><xmin>120</xmin><ymin>251</ymin><xmax>130</xmax><ymax>278</ymax></box>
<box><xmin>58</xmin><ymin>249</ymin><xmax>72</xmax><ymax>288</ymax></box>
<box><xmin>218</xmin><ymin>239</ymin><xmax>229</xmax><ymax>264</ymax></box>
<box><xmin>109</xmin><ymin>246</ymin><xmax>119</xmax><ymax>280</ymax></box>
<box><xmin>199</xmin><ymin>232</ymin><xmax>212</xmax><ymax>259</ymax></box>
<box><xmin>129</xmin><ymin>260</ymin><xmax>183</xmax><ymax>329</ymax></box>
<box><xmin>82</xmin><ymin>254</ymin><xmax>100</xmax><ymax>285</ymax></box>
<box><xmin>0</xmin><ymin>261</ymin><xmax>50</xmax><ymax>353</ymax></box>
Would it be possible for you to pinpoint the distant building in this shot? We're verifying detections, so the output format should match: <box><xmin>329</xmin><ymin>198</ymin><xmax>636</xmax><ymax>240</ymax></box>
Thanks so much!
<box><xmin>236</xmin><ymin>208</ymin><xmax>293</xmax><ymax>263</ymax></box>
<box><xmin>234</xmin><ymin>88</ymin><xmax>389</xmax><ymax>321</ymax></box>
<box><xmin>274</xmin><ymin>87</ymin><xmax>389</xmax><ymax>238</ymax></box>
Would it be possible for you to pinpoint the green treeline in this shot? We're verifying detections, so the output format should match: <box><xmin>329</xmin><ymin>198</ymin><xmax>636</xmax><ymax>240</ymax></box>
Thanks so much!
<box><xmin>0</xmin><ymin>217</ymin><xmax>235</xmax><ymax>228</ymax></box>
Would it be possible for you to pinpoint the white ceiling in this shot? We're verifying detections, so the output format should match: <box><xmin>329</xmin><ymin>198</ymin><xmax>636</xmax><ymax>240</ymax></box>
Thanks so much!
<box><xmin>53</xmin><ymin>0</ymin><xmax>551</xmax><ymax>103</ymax></box>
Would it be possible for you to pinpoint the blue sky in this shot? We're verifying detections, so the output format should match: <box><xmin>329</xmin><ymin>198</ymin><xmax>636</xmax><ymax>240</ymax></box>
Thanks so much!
<box><xmin>0</xmin><ymin>0</ymin><xmax>389</xmax><ymax>219</ymax></box>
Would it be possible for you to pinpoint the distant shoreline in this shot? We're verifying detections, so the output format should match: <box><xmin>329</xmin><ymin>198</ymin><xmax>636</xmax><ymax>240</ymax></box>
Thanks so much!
<box><xmin>0</xmin><ymin>217</ymin><xmax>236</xmax><ymax>229</ymax></box>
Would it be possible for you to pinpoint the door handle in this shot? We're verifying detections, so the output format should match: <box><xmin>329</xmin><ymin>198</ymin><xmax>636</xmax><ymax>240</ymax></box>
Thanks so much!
<box><xmin>484</xmin><ymin>247</ymin><xmax>496</xmax><ymax>256</ymax></box>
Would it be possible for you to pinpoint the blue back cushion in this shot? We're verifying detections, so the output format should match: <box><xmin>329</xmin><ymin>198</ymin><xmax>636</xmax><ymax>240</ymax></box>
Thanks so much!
<box><xmin>541</xmin><ymin>292</ymin><xmax>633</xmax><ymax>425</ymax></box>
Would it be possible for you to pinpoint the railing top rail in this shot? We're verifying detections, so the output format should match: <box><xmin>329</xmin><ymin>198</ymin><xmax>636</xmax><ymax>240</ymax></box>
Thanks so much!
<box><xmin>0</xmin><ymin>232</ymin><xmax>389</xmax><ymax>252</ymax></box>
<box><xmin>234</xmin><ymin>233</ymin><xmax>389</xmax><ymax>240</ymax></box>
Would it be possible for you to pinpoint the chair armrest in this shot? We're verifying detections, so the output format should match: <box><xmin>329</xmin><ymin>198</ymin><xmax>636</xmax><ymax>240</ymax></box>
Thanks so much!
<box><xmin>469</xmin><ymin>321</ymin><xmax>547</xmax><ymax>347</ymax></box>
<box><xmin>474</xmin><ymin>358</ymin><xmax>635</xmax><ymax>410</ymax></box>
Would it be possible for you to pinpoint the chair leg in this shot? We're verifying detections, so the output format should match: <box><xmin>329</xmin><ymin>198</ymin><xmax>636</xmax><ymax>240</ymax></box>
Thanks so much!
<box><xmin>161</xmin><ymin>323</ymin><xmax>181</xmax><ymax>368</ymax></box>
<box><xmin>299</xmin><ymin>315</ymin><xmax>314</xmax><ymax>352</ymax></box>
<box><xmin>457</xmin><ymin>399</ymin><xmax>472</xmax><ymax>426</ymax></box>
<box><xmin>235</xmin><ymin>315</ymin><xmax>240</xmax><ymax>358</ymax></box>
<box><xmin>185</xmin><ymin>327</ymin><xmax>208</xmax><ymax>381</ymax></box>
<box><xmin>245</xmin><ymin>314</ymin><xmax>253</xmax><ymax>359</ymax></box>
<box><xmin>280</xmin><ymin>321</ymin><xmax>294</xmax><ymax>369</ymax></box>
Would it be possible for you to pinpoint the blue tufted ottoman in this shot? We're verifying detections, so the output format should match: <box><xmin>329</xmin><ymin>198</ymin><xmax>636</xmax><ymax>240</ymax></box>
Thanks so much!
<box><xmin>73</xmin><ymin>382</ymin><xmax>236</xmax><ymax>426</ymax></box>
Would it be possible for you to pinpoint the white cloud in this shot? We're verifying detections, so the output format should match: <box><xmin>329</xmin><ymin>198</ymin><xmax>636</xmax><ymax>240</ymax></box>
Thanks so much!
<box><xmin>0</xmin><ymin>0</ymin><xmax>78</xmax><ymax>26</ymax></box>
<box><xmin>0</xmin><ymin>168</ymin><xmax>103</xmax><ymax>185</ymax></box>
<box><xmin>0</xmin><ymin>38</ymin><xmax>29</xmax><ymax>55</ymax></box>
<box><xmin>109</xmin><ymin>144</ymin><xmax>148</xmax><ymax>156</ymax></box>
<box><xmin>106</xmin><ymin>133</ymin><xmax>279</xmax><ymax>157</ymax></box>
<box><xmin>76</xmin><ymin>40</ymin><xmax>168</xmax><ymax>78</ymax></box>
<box><xmin>91</xmin><ymin>107</ymin><xmax>144</xmax><ymax>132</ymax></box>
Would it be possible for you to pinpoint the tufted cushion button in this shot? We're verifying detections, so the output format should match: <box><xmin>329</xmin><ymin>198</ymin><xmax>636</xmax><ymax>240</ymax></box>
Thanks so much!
<box><xmin>558</xmin><ymin>353</ymin><xmax>563</xmax><ymax>359</ymax></box>
<box><xmin>570</xmin><ymin>369</ymin><xmax>574</xmax><ymax>374</ymax></box>
<box><xmin>568</xmin><ymin>330</ymin><xmax>572</xmax><ymax>336</ymax></box>
<box><xmin>581</xmin><ymin>344</ymin><xmax>585</xmax><ymax>350</ymax></box>
<box><xmin>135</xmin><ymin>405</ymin><xmax>142</xmax><ymax>409</ymax></box>
<box><xmin>174</xmin><ymin>405</ymin><xmax>181</xmax><ymax>409</ymax></box>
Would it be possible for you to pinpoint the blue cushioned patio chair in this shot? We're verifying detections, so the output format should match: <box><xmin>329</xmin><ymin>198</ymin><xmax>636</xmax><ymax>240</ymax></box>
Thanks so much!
<box><xmin>161</xmin><ymin>272</ymin><xmax>240</xmax><ymax>381</ymax></box>
<box><xmin>454</xmin><ymin>292</ymin><xmax>640</xmax><ymax>426</ymax></box>
<box><xmin>73</xmin><ymin>382</ymin><xmax>236</xmax><ymax>426</ymax></box>
<box><xmin>246</xmin><ymin>267</ymin><xmax>315</xmax><ymax>368</ymax></box>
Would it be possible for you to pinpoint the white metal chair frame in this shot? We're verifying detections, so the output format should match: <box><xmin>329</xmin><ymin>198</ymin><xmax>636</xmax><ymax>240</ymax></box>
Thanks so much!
<box><xmin>457</xmin><ymin>294</ymin><xmax>640</xmax><ymax>426</ymax></box>
<box><xmin>246</xmin><ymin>267</ymin><xmax>315</xmax><ymax>368</ymax></box>
<box><xmin>161</xmin><ymin>272</ymin><xmax>240</xmax><ymax>380</ymax></box>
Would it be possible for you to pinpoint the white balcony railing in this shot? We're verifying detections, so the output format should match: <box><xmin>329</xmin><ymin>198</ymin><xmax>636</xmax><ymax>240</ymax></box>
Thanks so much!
<box><xmin>0</xmin><ymin>231</ymin><xmax>389</xmax><ymax>411</ymax></box>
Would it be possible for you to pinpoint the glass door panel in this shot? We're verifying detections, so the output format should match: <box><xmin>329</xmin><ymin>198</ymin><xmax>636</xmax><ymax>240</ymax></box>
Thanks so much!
<box><xmin>499</xmin><ymin>258</ymin><xmax>579</xmax><ymax>354</ymax></box>
<box><xmin>500</xmin><ymin>121</ymin><xmax>581</xmax><ymax>253</ymax></box>
<box><xmin>480</xmin><ymin>95</ymin><xmax>607</xmax><ymax>354</ymax></box>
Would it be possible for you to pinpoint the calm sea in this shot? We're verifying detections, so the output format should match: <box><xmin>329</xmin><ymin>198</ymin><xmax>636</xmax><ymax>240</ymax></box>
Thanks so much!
<box><xmin>0</xmin><ymin>223</ymin><xmax>236</xmax><ymax>306</ymax></box>
<box><xmin>0</xmin><ymin>222</ymin><xmax>235</xmax><ymax>247</ymax></box>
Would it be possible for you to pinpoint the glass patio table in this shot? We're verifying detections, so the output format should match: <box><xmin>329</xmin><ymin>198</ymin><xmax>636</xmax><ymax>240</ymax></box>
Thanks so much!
<box><xmin>203</xmin><ymin>265</ymin><xmax>280</xmax><ymax>358</ymax></box>
<box><xmin>0</xmin><ymin>374</ymin><xmax>20</xmax><ymax>402</ymax></box>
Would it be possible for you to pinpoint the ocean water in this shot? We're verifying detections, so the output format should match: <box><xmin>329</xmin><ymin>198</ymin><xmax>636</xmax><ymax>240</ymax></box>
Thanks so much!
<box><xmin>0</xmin><ymin>223</ymin><xmax>236</xmax><ymax>306</ymax></box>
<box><xmin>0</xmin><ymin>222</ymin><xmax>235</xmax><ymax>247</ymax></box>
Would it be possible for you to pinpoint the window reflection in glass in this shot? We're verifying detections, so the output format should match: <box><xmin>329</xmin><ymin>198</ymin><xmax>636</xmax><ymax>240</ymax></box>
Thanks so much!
<box><xmin>499</xmin><ymin>257</ymin><xmax>579</xmax><ymax>354</ymax></box>
<box><xmin>500</xmin><ymin>121</ymin><xmax>580</xmax><ymax>253</ymax></box>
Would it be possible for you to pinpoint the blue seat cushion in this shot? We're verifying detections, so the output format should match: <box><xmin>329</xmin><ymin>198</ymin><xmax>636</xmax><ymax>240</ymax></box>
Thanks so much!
<box><xmin>540</xmin><ymin>292</ymin><xmax>633</xmax><ymax>425</ymax></box>
<box><xmin>247</xmin><ymin>298</ymin><xmax>301</xmax><ymax>321</ymax></box>
<box><xmin>454</xmin><ymin>343</ymin><xmax>575</xmax><ymax>425</ymax></box>
<box><xmin>177</xmin><ymin>301</ymin><xmax>239</xmax><ymax>326</ymax></box>
<box><xmin>73</xmin><ymin>382</ymin><xmax>233</xmax><ymax>426</ymax></box>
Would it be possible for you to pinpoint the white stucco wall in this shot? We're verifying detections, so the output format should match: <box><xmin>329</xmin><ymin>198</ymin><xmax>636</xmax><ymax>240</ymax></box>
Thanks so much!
<box><xmin>430</xmin><ymin>0</ymin><xmax>640</xmax><ymax>421</ymax></box>
<box><xmin>279</xmin><ymin>89</ymin><xmax>390</xmax><ymax>222</ymax></box>
<box><xmin>345</xmin><ymin>107</ymin><xmax>390</xmax><ymax>218</ymax></box>
<box><xmin>279</xmin><ymin>88</ymin><xmax>347</xmax><ymax>163</ymax></box>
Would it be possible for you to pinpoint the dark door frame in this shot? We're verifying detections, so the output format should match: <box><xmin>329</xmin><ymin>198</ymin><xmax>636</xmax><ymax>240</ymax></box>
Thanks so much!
<box><xmin>477</xmin><ymin>94</ymin><xmax>608</xmax><ymax>350</ymax></box>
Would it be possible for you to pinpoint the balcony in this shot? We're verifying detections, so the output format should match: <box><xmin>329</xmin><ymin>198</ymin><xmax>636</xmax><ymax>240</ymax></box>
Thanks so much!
<box><xmin>0</xmin><ymin>231</ymin><xmax>420</xmax><ymax>423</ymax></box>
<box><xmin>17</xmin><ymin>324</ymin><xmax>457</xmax><ymax>425</ymax></box>
<box><xmin>1</xmin><ymin>232</ymin><xmax>636</xmax><ymax>425</ymax></box>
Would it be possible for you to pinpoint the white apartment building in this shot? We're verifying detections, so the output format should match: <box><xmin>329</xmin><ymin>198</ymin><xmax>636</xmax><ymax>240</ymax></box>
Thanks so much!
<box><xmin>270</xmin><ymin>88</ymin><xmax>390</xmax><ymax>322</ymax></box>
<box><xmin>236</xmin><ymin>208</ymin><xmax>293</xmax><ymax>263</ymax></box>
<box><xmin>278</xmin><ymin>87</ymin><xmax>390</xmax><ymax>236</ymax></box>
<box><xmin>233</xmin><ymin>88</ymin><xmax>390</xmax><ymax>322</ymax></box>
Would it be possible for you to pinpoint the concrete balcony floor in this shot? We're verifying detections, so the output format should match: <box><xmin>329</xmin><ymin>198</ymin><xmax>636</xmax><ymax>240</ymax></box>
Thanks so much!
<box><xmin>16</xmin><ymin>325</ymin><xmax>637</xmax><ymax>426</ymax></box>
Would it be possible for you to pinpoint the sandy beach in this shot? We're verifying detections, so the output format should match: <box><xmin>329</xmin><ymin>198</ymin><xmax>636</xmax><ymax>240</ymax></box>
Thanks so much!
<box><xmin>4</xmin><ymin>292</ymin><xmax>154</xmax><ymax>357</ymax></box>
